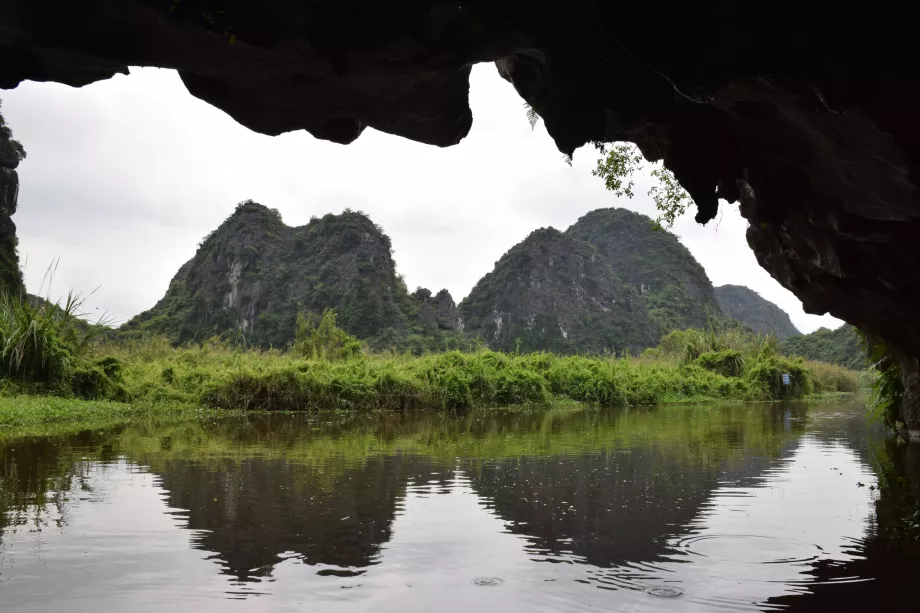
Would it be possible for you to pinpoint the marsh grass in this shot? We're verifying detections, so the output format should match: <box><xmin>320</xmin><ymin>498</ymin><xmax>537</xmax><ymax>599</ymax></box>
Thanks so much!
<box><xmin>84</xmin><ymin>331</ymin><xmax>859</xmax><ymax>412</ymax></box>
<box><xmin>1</xmin><ymin>293</ymin><xmax>863</xmax><ymax>416</ymax></box>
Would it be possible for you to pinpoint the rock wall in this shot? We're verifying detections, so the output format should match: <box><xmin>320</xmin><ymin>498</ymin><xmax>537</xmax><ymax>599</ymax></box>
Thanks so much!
<box><xmin>0</xmin><ymin>148</ymin><xmax>21</xmax><ymax>294</ymax></box>
<box><xmin>2</xmin><ymin>1</ymin><xmax>919</xmax><ymax>429</ymax></box>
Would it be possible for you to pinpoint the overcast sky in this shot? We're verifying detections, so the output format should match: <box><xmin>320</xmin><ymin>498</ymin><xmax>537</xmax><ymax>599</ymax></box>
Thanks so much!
<box><xmin>2</xmin><ymin>64</ymin><xmax>841</xmax><ymax>333</ymax></box>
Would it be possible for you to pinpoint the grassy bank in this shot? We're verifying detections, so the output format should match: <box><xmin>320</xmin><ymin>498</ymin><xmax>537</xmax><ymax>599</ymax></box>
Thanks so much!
<box><xmin>0</xmin><ymin>294</ymin><xmax>863</xmax><ymax>416</ymax></box>
<box><xmin>86</xmin><ymin>335</ymin><xmax>859</xmax><ymax>412</ymax></box>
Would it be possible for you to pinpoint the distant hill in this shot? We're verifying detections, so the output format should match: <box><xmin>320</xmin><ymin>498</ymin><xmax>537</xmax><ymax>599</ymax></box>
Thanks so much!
<box><xmin>565</xmin><ymin>208</ymin><xmax>723</xmax><ymax>333</ymax></box>
<box><xmin>459</xmin><ymin>208</ymin><xmax>722</xmax><ymax>353</ymax></box>
<box><xmin>715</xmin><ymin>285</ymin><xmax>800</xmax><ymax>340</ymax></box>
<box><xmin>121</xmin><ymin>201</ymin><xmax>464</xmax><ymax>351</ymax></box>
<box><xmin>123</xmin><ymin>203</ymin><xmax>730</xmax><ymax>355</ymax></box>
<box><xmin>780</xmin><ymin>324</ymin><xmax>867</xmax><ymax>370</ymax></box>
<box><xmin>459</xmin><ymin>228</ymin><xmax>656</xmax><ymax>353</ymax></box>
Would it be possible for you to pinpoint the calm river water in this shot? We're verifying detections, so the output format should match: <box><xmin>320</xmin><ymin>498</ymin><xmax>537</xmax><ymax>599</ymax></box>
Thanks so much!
<box><xmin>2</xmin><ymin>402</ymin><xmax>919</xmax><ymax>611</ymax></box>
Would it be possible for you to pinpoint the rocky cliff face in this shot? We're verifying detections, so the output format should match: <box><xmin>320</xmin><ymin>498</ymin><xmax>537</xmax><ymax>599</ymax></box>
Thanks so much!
<box><xmin>0</xmin><ymin>166</ymin><xmax>19</xmax><ymax>295</ymax></box>
<box><xmin>460</xmin><ymin>226</ymin><xmax>656</xmax><ymax>354</ymax></box>
<box><xmin>4</xmin><ymin>3</ymin><xmax>920</xmax><ymax>429</ymax></box>
<box><xmin>0</xmin><ymin>103</ymin><xmax>24</xmax><ymax>294</ymax></box>
<box><xmin>123</xmin><ymin>202</ymin><xmax>463</xmax><ymax>350</ymax></box>
<box><xmin>566</xmin><ymin>209</ymin><xmax>723</xmax><ymax>334</ymax></box>
<box><xmin>715</xmin><ymin>285</ymin><xmax>800</xmax><ymax>340</ymax></box>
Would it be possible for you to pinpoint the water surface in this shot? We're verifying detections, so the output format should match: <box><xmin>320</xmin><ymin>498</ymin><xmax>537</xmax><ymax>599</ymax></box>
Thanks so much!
<box><xmin>2</xmin><ymin>402</ymin><xmax>919</xmax><ymax>611</ymax></box>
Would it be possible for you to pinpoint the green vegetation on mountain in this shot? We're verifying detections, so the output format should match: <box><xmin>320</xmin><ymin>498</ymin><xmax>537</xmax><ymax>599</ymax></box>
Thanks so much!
<box><xmin>459</xmin><ymin>228</ymin><xmax>656</xmax><ymax>354</ymax></box>
<box><xmin>565</xmin><ymin>208</ymin><xmax>724</xmax><ymax>334</ymax></box>
<box><xmin>0</xmin><ymin>101</ymin><xmax>26</xmax><ymax>166</ymax></box>
<box><xmin>121</xmin><ymin>203</ymin><xmax>728</xmax><ymax>358</ymax></box>
<box><xmin>715</xmin><ymin>284</ymin><xmax>800</xmax><ymax>340</ymax></box>
<box><xmin>0</xmin><ymin>100</ymin><xmax>25</xmax><ymax>295</ymax></box>
<box><xmin>121</xmin><ymin>201</ymin><xmax>465</xmax><ymax>352</ymax></box>
<box><xmin>781</xmin><ymin>324</ymin><xmax>867</xmax><ymax>371</ymax></box>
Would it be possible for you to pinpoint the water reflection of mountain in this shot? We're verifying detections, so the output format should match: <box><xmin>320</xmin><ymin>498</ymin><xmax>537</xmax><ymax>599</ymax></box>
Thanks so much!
<box><xmin>465</xmin><ymin>450</ymin><xmax>722</xmax><ymax>566</ymax></box>
<box><xmin>156</xmin><ymin>456</ymin><xmax>456</xmax><ymax>581</ymax></box>
<box><xmin>153</xmin><ymin>410</ymin><xmax>807</xmax><ymax>582</ymax></box>
<box><xmin>0</xmin><ymin>427</ymin><xmax>129</xmax><ymax>544</ymax></box>
<box><xmin>464</xmin><ymin>438</ymin><xmax>804</xmax><ymax>568</ymax></box>
<box><xmin>0</xmin><ymin>403</ymin><xmax>814</xmax><ymax>587</ymax></box>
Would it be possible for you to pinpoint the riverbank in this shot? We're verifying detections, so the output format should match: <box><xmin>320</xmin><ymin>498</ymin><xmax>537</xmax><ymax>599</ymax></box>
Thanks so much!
<box><xmin>1</xmin><ymin>337</ymin><xmax>862</xmax><ymax>426</ymax></box>
<box><xmin>1</xmin><ymin>290</ymin><xmax>863</xmax><ymax>420</ymax></box>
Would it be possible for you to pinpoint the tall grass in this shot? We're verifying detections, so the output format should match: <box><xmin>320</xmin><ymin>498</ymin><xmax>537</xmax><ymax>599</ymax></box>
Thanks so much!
<box><xmin>2</xmin><ymin>295</ymin><xmax>863</xmax><ymax>413</ymax></box>
<box><xmin>82</xmin><ymin>331</ymin><xmax>859</xmax><ymax>412</ymax></box>
<box><xmin>805</xmin><ymin>359</ymin><xmax>862</xmax><ymax>394</ymax></box>
<box><xmin>0</xmin><ymin>290</ymin><xmax>120</xmax><ymax>397</ymax></box>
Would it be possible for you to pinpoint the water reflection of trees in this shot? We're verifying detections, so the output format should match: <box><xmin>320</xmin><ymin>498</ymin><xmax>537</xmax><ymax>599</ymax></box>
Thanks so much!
<box><xmin>0</xmin><ymin>429</ymin><xmax>125</xmax><ymax>542</ymax></box>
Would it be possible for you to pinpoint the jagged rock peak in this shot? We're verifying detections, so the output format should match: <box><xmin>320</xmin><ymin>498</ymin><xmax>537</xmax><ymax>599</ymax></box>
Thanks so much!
<box><xmin>413</xmin><ymin>287</ymin><xmax>462</xmax><ymax>332</ymax></box>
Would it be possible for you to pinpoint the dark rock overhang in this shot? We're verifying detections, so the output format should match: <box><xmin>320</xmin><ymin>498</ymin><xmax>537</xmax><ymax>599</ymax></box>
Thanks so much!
<box><xmin>3</xmin><ymin>1</ymin><xmax>920</xmax><ymax>426</ymax></box>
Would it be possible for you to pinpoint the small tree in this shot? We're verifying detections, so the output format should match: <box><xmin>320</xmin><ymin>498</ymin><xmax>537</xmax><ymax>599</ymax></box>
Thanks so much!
<box><xmin>518</xmin><ymin>106</ymin><xmax>693</xmax><ymax>229</ymax></box>
<box><xmin>592</xmin><ymin>142</ymin><xmax>692</xmax><ymax>230</ymax></box>
<box><xmin>293</xmin><ymin>309</ymin><xmax>362</xmax><ymax>360</ymax></box>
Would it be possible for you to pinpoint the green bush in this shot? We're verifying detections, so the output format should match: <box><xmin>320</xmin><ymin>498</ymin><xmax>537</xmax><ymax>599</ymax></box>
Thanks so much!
<box><xmin>293</xmin><ymin>308</ymin><xmax>364</xmax><ymax>361</ymax></box>
<box><xmin>744</xmin><ymin>354</ymin><xmax>812</xmax><ymax>399</ymax></box>
<box><xmin>0</xmin><ymin>291</ymin><xmax>122</xmax><ymax>399</ymax></box>
<box><xmin>696</xmin><ymin>350</ymin><xmax>745</xmax><ymax>378</ymax></box>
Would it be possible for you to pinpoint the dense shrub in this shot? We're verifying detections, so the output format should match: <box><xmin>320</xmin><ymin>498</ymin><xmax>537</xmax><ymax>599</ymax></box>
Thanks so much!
<box><xmin>744</xmin><ymin>354</ymin><xmax>812</xmax><ymax>399</ymax></box>
<box><xmin>0</xmin><ymin>291</ymin><xmax>122</xmax><ymax>399</ymax></box>
<box><xmin>696</xmin><ymin>350</ymin><xmax>744</xmax><ymax>378</ymax></box>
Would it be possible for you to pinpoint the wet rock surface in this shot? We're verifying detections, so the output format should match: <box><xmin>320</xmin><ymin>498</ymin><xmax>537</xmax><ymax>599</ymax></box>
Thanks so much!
<box><xmin>2</xmin><ymin>1</ymin><xmax>919</xmax><ymax>426</ymax></box>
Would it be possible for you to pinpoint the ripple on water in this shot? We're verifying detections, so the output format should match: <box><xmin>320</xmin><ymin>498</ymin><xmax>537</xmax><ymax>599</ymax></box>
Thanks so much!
<box><xmin>471</xmin><ymin>577</ymin><xmax>503</xmax><ymax>586</ymax></box>
<box><xmin>644</xmin><ymin>585</ymin><xmax>685</xmax><ymax>598</ymax></box>
<box><xmin>672</xmin><ymin>533</ymin><xmax>823</xmax><ymax>564</ymax></box>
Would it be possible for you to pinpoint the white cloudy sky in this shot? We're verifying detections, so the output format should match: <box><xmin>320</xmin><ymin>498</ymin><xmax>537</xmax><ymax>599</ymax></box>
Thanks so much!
<box><xmin>2</xmin><ymin>64</ymin><xmax>841</xmax><ymax>333</ymax></box>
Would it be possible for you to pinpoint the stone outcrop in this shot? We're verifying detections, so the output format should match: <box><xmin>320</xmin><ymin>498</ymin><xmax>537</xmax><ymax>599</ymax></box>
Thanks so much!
<box><xmin>715</xmin><ymin>285</ymin><xmax>800</xmax><ymax>340</ymax></box>
<box><xmin>3</xmin><ymin>2</ymin><xmax>920</xmax><ymax>430</ymax></box>
<box><xmin>413</xmin><ymin>288</ymin><xmax>462</xmax><ymax>333</ymax></box>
